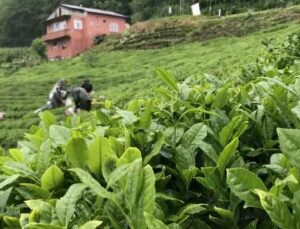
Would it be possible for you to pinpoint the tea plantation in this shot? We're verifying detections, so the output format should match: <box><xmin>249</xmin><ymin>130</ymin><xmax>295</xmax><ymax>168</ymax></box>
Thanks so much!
<box><xmin>0</xmin><ymin>29</ymin><xmax>299</xmax><ymax>228</ymax></box>
<box><xmin>0</xmin><ymin>4</ymin><xmax>300</xmax><ymax>228</ymax></box>
<box><xmin>0</xmin><ymin>19</ymin><xmax>299</xmax><ymax>148</ymax></box>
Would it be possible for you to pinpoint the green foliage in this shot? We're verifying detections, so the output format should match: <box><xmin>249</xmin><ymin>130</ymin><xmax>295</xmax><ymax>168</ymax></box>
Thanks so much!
<box><xmin>0</xmin><ymin>25</ymin><xmax>300</xmax><ymax>229</ymax></box>
<box><xmin>227</xmin><ymin>168</ymin><xmax>267</xmax><ymax>208</ymax></box>
<box><xmin>40</xmin><ymin>165</ymin><xmax>64</xmax><ymax>191</ymax></box>
<box><xmin>56</xmin><ymin>183</ymin><xmax>87</xmax><ymax>227</ymax></box>
<box><xmin>66</xmin><ymin>138</ymin><xmax>88</xmax><ymax>168</ymax></box>
<box><xmin>31</xmin><ymin>38</ymin><xmax>47</xmax><ymax>59</ymax></box>
<box><xmin>1</xmin><ymin>19</ymin><xmax>300</xmax><ymax>148</ymax></box>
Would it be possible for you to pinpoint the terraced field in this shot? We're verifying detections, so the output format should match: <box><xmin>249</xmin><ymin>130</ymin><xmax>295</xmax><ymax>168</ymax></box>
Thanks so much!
<box><xmin>0</xmin><ymin>11</ymin><xmax>300</xmax><ymax>148</ymax></box>
<box><xmin>102</xmin><ymin>5</ymin><xmax>300</xmax><ymax>50</ymax></box>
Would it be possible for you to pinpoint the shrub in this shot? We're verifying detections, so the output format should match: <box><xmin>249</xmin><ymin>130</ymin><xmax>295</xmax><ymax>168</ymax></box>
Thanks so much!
<box><xmin>31</xmin><ymin>38</ymin><xmax>47</xmax><ymax>59</ymax></box>
<box><xmin>94</xmin><ymin>35</ymin><xmax>106</xmax><ymax>46</ymax></box>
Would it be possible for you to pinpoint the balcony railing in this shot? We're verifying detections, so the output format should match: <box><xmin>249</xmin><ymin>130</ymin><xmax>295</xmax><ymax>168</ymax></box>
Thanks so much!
<box><xmin>42</xmin><ymin>29</ymin><xmax>71</xmax><ymax>42</ymax></box>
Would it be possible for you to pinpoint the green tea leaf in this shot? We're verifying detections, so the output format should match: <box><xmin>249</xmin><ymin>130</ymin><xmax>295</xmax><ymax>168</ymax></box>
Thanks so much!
<box><xmin>0</xmin><ymin>174</ymin><xmax>19</xmax><ymax>190</ymax></box>
<box><xmin>39</xmin><ymin>111</ymin><xmax>56</xmax><ymax>130</ymax></box>
<box><xmin>41</xmin><ymin>165</ymin><xmax>64</xmax><ymax>191</ymax></box>
<box><xmin>156</xmin><ymin>193</ymin><xmax>184</xmax><ymax>204</ymax></box>
<box><xmin>23</xmin><ymin>224</ymin><xmax>63</xmax><ymax>229</ymax></box>
<box><xmin>181</xmin><ymin>123</ymin><xmax>207</xmax><ymax>150</ymax></box>
<box><xmin>277</xmin><ymin>128</ymin><xmax>300</xmax><ymax>170</ymax></box>
<box><xmin>25</xmin><ymin>199</ymin><xmax>56</xmax><ymax>224</ymax></box>
<box><xmin>131</xmin><ymin>165</ymin><xmax>156</xmax><ymax>229</ymax></box>
<box><xmin>79</xmin><ymin>220</ymin><xmax>103</xmax><ymax>229</ymax></box>
<box><xmin>117</xmin><ymin>147</ymin><xmax>141</xmax><ymax>166</ymax></box>
<box><xmin>3</xmin><ymin>216</ymin><xmax>21</xmax><ymax>229</ymax></box>
<box><xmin>4</xmin><ymin>161</ymin><xmax>39</xmax><ymax>183</ymax></box>
<box><xmin>109</xmin><ymin>136</ymin><xmax>124</xmax><ymax>157</ymax></box>
<box><xmin>49</xmin><ymin>125</ymin><xmax>71</xmax><ymax>146</ymax></box>
<box><xmin>197</xmin><ymin>167</ymin><xmax>224</xmax><ymax>198</ymax></box>
<box><xmin>227</xmin><ymin>168</ymin><xmax>267</xmax><ymax>208</ymax></box>
<box><xmin>87</xmin><ymin>136</ymin><xmax>112</xmax><ymax>179</ymax></box>
<box><xmin>35</xmin><ymin>139</ymin><xmax>52</xmax><ymax>175</ymax></box>
<box><xmin>20</xmin><ymin>183</ymin><xmax>51</xmax><ymax>199</ymax></box>
<box><xmin>116</xmin><ymin>108</ymin><xmax>139</xmax><ymax>126</ymax></box>
<box><xmin>144</xmin><ymin>133</ymin><xmax>165</xmax><ymax>165</ymax></box>
<box><xmin>255</xmin><ymin>190</ymin><xmax>296</xmax><ymax>229</ymax></box>
<box><xmin>182</xmin><ymin>166</ymin><xmax>198</xmax><ymax>190</ymax></box>
<box><xmin>156</xmin><ymin>68</ymin><xmax>179</xmax><ymax>93</ymax></box>
<box><xmin>106</xmin><ymin>164</ymin><xmax>130</xmax><ymax>188</ymax></box>
<box><xmin>125</xmin><ymin>159</ymin><xmax>143</xmax><ymax>215</ymax></box>
<box><xmin>70</xmin><ymin>168</ymin><xmax>113</xmax><ymax>199</ymax></box>
<box><xmin>141</xmin><ymin>165</ymin><xmax>156</xmax><ymax>214</ymax></box>
<box><xmin>169</xmin><ymin>203</ymin><xmax>207</xmax><ymax>223</ymax></box>
<box><xmin>198</xmin><ymin>141</ymin><xmax>218</xmax><ymax>163</ymax></box>
<box><xmin>175</xmin><ymin>146</ymin><xmax>195</xmax><ymax>171</ymax></box>
<box><xmin>56</xmin><ymin>183</ymin><xmax>87</xmax><ymax>226</ymax></box>
<box><xmin>9</xmin><ymin>149</ymin><xmax>24</xmax><ymax>162</ymax></box>
<box><xmin>144</xmin><ymin>212</ymin><xmax>169</xmax><ymax>229</ymax></box>
<box><xmin>0</xmin><ymin>188</ymin><xmax>12</xmax><ymax>210</ymax></box>
<box><xmin>138</xmin><ymin>100</ymin><xmax>154</xmax><ymax>129</ymax></box>
<box><xmin>25</xmin><ymin>199</ymin><xmax>49</xmax><ymax>209</ymax></box>
<box><xmin>219</xmin><ymin>115</ymin><xmax>247</xmax><ymax>146</ymax></box>
<box><xmin>292</xmin><ymin>190</ymin><xmax>300</xmax><ymax>218</ymax></box>
<box><xmin>213</xmin><ymin>86</ymin><xmax>228</xmax><ymax>109</ymax></box>
<box><xmin>217</xmin><ymin>138</ymin><xmax>239</xmax><ymax>178</ymax></box>
<box><xmin>66</xmin><ymin>138</ymin><xmax>88</xmax><ymax>168</ymax></box>
<box><xmin>212</xmin><ymin>207</ymin><xmax>234</xmax><ymax>221</ymax></box>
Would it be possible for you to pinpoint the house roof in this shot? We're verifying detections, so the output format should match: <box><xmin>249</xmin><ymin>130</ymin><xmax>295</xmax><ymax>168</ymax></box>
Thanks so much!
<box><xmin>60</xmin><ymin>4</ymin><xmax>128</xmax><ymax>18</ymax></box>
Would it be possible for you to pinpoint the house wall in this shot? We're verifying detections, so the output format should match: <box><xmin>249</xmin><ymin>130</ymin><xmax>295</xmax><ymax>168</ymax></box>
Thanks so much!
<box><xmin>69</xmin><ymin>15</ymin><xmax>86</xmax><ymax>57</ymax></box>
<box><xmin>47</xmin><ymin>39</ymin><xmax>72</xmax><ymax>60</ymax></box>
<box><xmin>84</xmin><ymin>13</ymin><xmax>126</xmax><ymax>48</ymax></box>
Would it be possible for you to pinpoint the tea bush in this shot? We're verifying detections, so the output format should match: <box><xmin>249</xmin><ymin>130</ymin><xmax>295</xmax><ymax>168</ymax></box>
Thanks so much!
<box><xmin>0</xmin><ymin>32</ymin><xmax>299</xmax><ymax>228</ymax></box>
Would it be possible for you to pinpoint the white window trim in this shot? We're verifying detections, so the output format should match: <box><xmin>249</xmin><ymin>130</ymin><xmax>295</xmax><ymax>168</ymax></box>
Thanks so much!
<box><xmin>109</xmin><ymin>23</ymin><xmax>119</xmax><ymax>33</ymax></box>
<box><xmin>74</xmin><ymin>19</ymin><xmax>83</xmax><ymax>30</ymax></box>
<box><xmin>51</xmin><ymin>21</ymin><xmax>67</xmax><ymax>32</ymax></box>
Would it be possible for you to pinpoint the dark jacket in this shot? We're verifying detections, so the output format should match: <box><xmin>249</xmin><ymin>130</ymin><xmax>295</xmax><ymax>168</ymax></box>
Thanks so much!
<box><xmin>72</xmin><ymin>87</ymin><xmax>92</xmax><ymax>111</ymax></box>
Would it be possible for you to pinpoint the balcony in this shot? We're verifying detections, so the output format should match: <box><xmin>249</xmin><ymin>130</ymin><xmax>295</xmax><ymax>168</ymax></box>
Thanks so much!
<box><xmin>42</xmin><ymin>29</ymin><xmax>71</xmax><ymax>42</ymax></box>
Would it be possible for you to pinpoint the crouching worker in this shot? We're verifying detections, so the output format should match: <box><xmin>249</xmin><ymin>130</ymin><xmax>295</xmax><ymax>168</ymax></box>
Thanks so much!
<box><xmin>65</xmin><ymin>80</ymin><xmax>93</xmax><ymax>116</ymax></box>
<box><xmin>34</xmin><ymin>80</ymin><xmax>68</xmax><ymax>114</ymax></box>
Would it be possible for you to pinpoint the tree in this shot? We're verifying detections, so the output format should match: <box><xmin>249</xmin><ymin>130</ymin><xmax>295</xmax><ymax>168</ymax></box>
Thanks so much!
<box><xmin>0</xmin><ymin>0</ymin><xmax>45</xmax><ymax>46</ymax></box>
<box><xmin>130</xmin><ymin>0</ymin><xmax>155</xmax><ymax>22</ymax></box>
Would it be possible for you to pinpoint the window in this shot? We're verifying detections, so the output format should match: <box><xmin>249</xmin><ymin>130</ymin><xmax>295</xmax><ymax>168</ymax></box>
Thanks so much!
<box><xmin>74</xmin><ymin>19</ymin><xmax>83</xmax><ymax>30</ymax></box>
<box><xmin>51</xmin><ymin>21</ymin><xmax>66</xmax><ymax>32</ymax></box>
<box><xmin>109</xmin><ymin>23</ymin><xmax>119</xmax><ymax>33</ymax></box>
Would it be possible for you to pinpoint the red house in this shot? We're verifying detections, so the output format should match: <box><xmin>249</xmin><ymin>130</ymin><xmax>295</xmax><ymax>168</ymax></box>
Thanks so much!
<box><xmin>42</xmin><ymin>4</ymin><xmax>127</xmax><ymax>60</ymax></box>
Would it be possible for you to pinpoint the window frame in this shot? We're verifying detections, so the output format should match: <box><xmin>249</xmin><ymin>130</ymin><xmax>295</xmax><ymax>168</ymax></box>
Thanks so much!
<box><xmin>51</xmin><ymin>21</ymin><xmax>67</xmax><ymax>32</ymax></box>
<box><xmin>109</xmin><ymin>23</ymin><xmax>119</xmax><ymax>33</ymax></box>
<box><xmin>74</xmin><ymin>19</ymin><xmax>83</xmax><ymax>30</ymax></box>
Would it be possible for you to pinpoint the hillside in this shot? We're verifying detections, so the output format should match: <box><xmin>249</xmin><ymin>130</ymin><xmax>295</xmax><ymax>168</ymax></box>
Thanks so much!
<box><xmin>100</xmin><ymin>5</ymin><xmax>300</xmax><ymax>50</ymax></box>
<box><xmin>0</xmin><ymin>26</ymin><xmax>299</xmax><ymax>229</ymax></box>
<box><xmin>0</xmin><ymin>6</ymin><xmax>300</xmax><ymax>148</ymax></box>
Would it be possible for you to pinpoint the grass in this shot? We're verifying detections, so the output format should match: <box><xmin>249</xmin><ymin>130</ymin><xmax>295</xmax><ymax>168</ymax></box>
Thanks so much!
<box><xmin>101</xmin><ymin>5</ymin><xmax>300</xmax><ymax>50</ymax></box>
<box><xmin>0</xmin><ymin>14</ymin><xmax>299</xmax><ymax>148</ymax></box>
